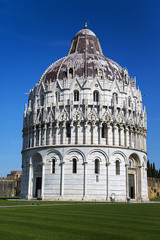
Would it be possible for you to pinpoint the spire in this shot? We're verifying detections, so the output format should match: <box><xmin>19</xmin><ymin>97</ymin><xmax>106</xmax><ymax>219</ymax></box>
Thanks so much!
<box><xmin>84</xmin><ymin>21</ymin><xmax>87</xmax><ymax>29</ymax></box>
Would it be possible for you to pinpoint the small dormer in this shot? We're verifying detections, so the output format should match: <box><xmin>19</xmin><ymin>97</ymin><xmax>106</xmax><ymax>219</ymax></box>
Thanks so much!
<box><xmin>98</xmin><ymin>69</ymin><xmax>104</xmax><ymax>80</ymax></box>
<box><xmin>68</xmin><ymin>68</ymin><xmax>73</xmax><ymax>79</ymax></box>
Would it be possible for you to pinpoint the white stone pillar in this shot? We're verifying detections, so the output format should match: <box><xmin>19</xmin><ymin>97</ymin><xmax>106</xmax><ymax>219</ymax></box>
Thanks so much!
<box><xmin>92</xmin><ymin>122</ymin><xmax>95</xmax><ymax>144</ymax></box>
<box><xmin>28</xmin><ymin>157</ymin><xmax>33</xmax><ymax>199</ymax></box>
<box><xmin>138</xmin><ymin>166</ymin><xmax>142</xmax><ymax>201</ymax></box>
<box><xmin>135</xmin><ymin>130</ymin><xmax>137</xmax><ymax>149</ymax></box>
<box><xmin>125</xmin><ymin>127</ymin><xmax>129</xmax><ymax>147</ymax></box>
<box><xmin>99</xmin><ymin>123</ymin><xmax>102</xmax><ymax>145</ymax></box>
<box><xmin>83</xmin><ymin>161</ymin><xmax>88</xmax><ymax>198</ymax></box>
<box><xmin>77</xmin><ymin>122</ymin><xmax>80</xmax><ymax>144</ymax></box>
<box><xmin>41</xmin><ymin>162</ymin><xmax>45</xmax><ymax>199</ymax></box>
<box><xmin>28</xmin><ymin>128</ymin><xmax>30</xmax><ymax>148</ymax></box>
<box><xmin>39</xmin><ymin>125</ymin><xmax>41</xmax><ymax>146</ymax></box>
<box><xmin>33</xmin><ymin>126</ymin><xmax>36</xmax><ymax>147</ymax></box>
<box><xmin>107</xmin><ymin>124</ymin><xmax>112</xmax><ymax>145</ymax></box>
<box><xmin>84</xmin><ymin>123</ymin><xmax>88</xmax><ymax>144</ymax></box>
<box><xmin>30</xmin><ymin>128</ymin><xmax>32</xmax><ymax>148</ymax></box>
<box><xmin>106</xmin><ymin>161</ymin><xmax>111</xmax><ymax>200</ymax></box>
<box><xmin>144</xmin><ymin>132</ymin><xmax>147</xmax><ymax>151</ymax></box>
<box><xmin>60</xmin><ymin>161</ymin><xmax>65</xmax><ymax>197</ymax></box>
<box><xmin>70</xmin><ymin>122</ymin><xmax>73</xmax><ymax>144</ymax></box>
<box><xmin>126</xmin><ymin>163</ymin><xmax>129</xmax><ymax>200</ymax></box>
<box><xmin>62</xmin><ymin>122</ymin><xmax>66</xmax><ymax>145</ymax></box>
<box><xmin>114</xmin><ymin>125</ymin><xmax>119</xmax><ymax>146</ymax></box>
<box><xmin>120</xmin><ymin>125</ymin><xmax>124</xmax><ymax>146</ymax></box>
<box><xmin>49</xmin><ymin>123</ymin><xmax>52</xmax><ymax>145</ymax></box>
<box><xmin>55</xmin><ymin>122</ymin><xmax>59</xmax><ymax>145</ymax></box>
<box><xmin>43</xmin><ymin>123</ymin><xmax>47</xmax><ymax>146</ymax></box>
<box><xmin>130</xmin><ymin>128</ymin><xmax>133</xmax><ymax>148</ymax></box>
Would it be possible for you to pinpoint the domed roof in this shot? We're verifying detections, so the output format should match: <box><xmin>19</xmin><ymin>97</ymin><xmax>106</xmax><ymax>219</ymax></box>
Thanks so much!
<box><xmin>39</xmin><ymin>26</ymin><xmax>123</xmax><ymax>84</ymax></box>
<box><xmin>75</xmin><ymin>28</ymin><xmax>96</xmax><ymax>37</ymax></box>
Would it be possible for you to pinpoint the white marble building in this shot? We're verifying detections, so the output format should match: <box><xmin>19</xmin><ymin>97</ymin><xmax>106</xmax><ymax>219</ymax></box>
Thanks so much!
<box><xmin>21</xmin><ymin>25</ymin><xmax>148</xmax><ymax>202</ymax></box>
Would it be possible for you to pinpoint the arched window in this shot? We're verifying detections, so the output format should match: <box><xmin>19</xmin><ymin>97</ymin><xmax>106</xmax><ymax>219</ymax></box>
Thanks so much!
<box><xmin>56</xmin><ymin>91</ymin><xmax>60</xmax><ymax>103</ymax></box>
<box><xmin>102</xmin><ymin>123</ymin><xmax>107</xmax><ymax>138</ymax></box>
<box><xmin>93</xmin><ymin>90</ymin><xmax>99</xmax><ymax>102</ymax></box>
<box><xmin>52</xmin><ymin>159</ymin><xmax>55</xmax><ymax>174</ymax></box>
<box><xmin>41</xmin><ymin>95</ymin><xmax>44</xmax><ymax>106</ymax></box>
<box><xmin>116</xmin><ymin>160</ymin><xmax>120</xmax><ymax>175</ymax></box>
<box><xmin>69</xmin><ymin>68</ymin><xmax>73</xmax><ymax>79</ymax></box>
<box><xmin>74</xmin><ymin>90</ymin><xmax>79</xmax><ymax>101</ymax></box>
<box><xmin>66</xmin><ymin>122</ymin><xmax>71</xmax><ymax>138</ymax></box>
<box><xmin>98</xmin><ymin>69</ymin><xmax>103</xmax><ymax>79</ymax></box>
<box><xmin>95</xmin><ymin>159</ymin><xmax>100</xmax><ymax>174</ymax></box>
<box><xmin>128</xmin><ymin>97</ymin><xmax>131</xmax><ymax>107</ymax></box>
<box><xmin>73</xmin><ymin>158</ymin><xmax>77</xmax><ymax>173</ymax></box>
<box><xmin>113</xmin><ymin>92</ymin><xmax>118</xmax><ymax>104</ymax></box>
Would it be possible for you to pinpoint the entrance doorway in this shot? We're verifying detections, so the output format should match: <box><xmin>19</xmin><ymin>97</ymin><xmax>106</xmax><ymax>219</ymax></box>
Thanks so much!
<box><xmin>128</xmin><ymin>174</ymin><xmax>135</xmax><ymax>199</ymax></box>
<box><xmin>36</xmin><ymin>177</ymin><xmax>42</xmax><ymax>198</ymax></box>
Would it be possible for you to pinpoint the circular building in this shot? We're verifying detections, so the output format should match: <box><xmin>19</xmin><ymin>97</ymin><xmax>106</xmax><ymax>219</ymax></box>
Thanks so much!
<box><xmin>21</xmin><ymin>25</ymin><xmax>148</xmax><ymax>202</ymax></box>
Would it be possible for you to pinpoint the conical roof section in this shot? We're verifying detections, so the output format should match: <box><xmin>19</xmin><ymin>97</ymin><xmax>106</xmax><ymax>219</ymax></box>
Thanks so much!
<box><xmin>68</xmin><ymin>27</ymin><xmax>103</xmax><ymax>55</ymax></box>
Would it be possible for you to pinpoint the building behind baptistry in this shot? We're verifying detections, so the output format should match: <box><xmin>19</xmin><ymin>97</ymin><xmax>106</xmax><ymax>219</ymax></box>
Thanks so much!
<box><xmin>21</xmin><ymin>24</ymin><xmax>148</xmax><ymax>202</ymax></box>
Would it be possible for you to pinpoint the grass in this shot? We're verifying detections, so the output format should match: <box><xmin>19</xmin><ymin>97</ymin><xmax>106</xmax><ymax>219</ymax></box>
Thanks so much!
<box><xmin>0</xmin><ymin>204</ymin><xmax>160</xmax><ymax>240</ymax></box>
<box><xmin>150</xmin><ymin>198</ymin><xmax>160</xmax><ymax>201</ymax></box>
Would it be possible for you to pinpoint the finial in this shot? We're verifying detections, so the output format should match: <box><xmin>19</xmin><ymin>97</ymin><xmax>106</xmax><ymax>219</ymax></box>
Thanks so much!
<box><xmin>84</xmin><ymin>22</ymin><xmax>87</xmax><ymax>29</ymax></box>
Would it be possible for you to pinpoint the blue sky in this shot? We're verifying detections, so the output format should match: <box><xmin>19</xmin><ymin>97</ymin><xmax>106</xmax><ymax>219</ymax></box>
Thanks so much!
<box><xmin>0</xmin><ymin>0</ymin><xmax>160</xmax><ymax>177</ymax></box>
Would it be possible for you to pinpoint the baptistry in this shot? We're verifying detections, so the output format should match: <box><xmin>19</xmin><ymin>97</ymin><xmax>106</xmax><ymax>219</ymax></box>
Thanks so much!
<box><xmin>21</xmin><ymin>24</ymin><xmax>148</xmax><ymax>202</ymax></box>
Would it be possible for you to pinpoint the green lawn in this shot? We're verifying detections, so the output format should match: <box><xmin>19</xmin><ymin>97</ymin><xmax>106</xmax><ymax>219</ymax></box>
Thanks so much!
<box><xmin>0</xmin><ymin>204</ymin><xmax>160</xmax><ymax>240</ymax></box>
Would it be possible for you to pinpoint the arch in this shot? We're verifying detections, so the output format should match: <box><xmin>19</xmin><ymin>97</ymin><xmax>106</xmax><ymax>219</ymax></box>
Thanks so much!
<box><xmin>86</xmin><ymin>149</ymin><xmax>109</xmax><ymax>163</ymax></box>
<box><xmin>31</xmin><ymin>152</ymin><xmax>43</xmax><ymax>198</ymax></box>
<box><xmin>110</xmin><ymin>150</ymin><xmax>127</xmax><ymax>164</ymax></box>
<box><xmin>31</xmin><ymin>152</ymin><xmax>43</xmax><ymax>162</ymax></box>
<box><xmin>64</xmin><ymin>148</ymin><xmax>86</xmax><ymax>163</ymax></box>
<box><xmin>44</xmin><ymin>149</ymin><xmax>62</xmax><ymax>163</ymax></box>
<box><xmin>128</xmin><ymin>153</ymin><xmax>141</xmax><ymax>166</ymax></box>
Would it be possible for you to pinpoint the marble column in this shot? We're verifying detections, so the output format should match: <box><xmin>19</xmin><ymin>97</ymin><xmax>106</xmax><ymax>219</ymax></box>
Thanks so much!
<box><xmin>135</xmin><ymin>130</ymin><xmax>137</xmax><ymax>149</ymax></box>
<box><xmin>62</xmin><ymin>122</ymin><xmax>66</xmax><ymax>145</ymax></box>
<box><xmin>77</xmin><ymin>122</ymin><xmax>80</xmax><ymax>144</ymax></box>
<box><xmin>49</xmin><ymin>122</ymin><xmax>52</xmax><ymax>145</ymax></box>
<box><xmin>120</xmin><ymin>125</ymin><xmax>124</xmax><ymax>146</ymax></box>
<box><xmin>107</xmin><ymin>124</ymin><xmax>112</xmax><ymax>145</ymax></box>
<box><xmin>138</xmin><ymin>166</ymin><xmax>142</xmax><ymax>201</ymax></box>
<box><xmin>92</xmin><ymin>122</ymin><xmax>95</xmax><ymax>144</ymax></box>
<box><xmin>125</xmin><ymin>127</ymin><xmax>129</xmax><ymax>147</ymax></box>
<box><xmin>84</xmin><ymin>123</ymin><xmax>88</xmax><ymax>144</ymax></box>
<box><xmin>70</xmin><ymin>122</ymin><xmax>73</xmax><ymax>144</ymax></box>
<box><xmin>33</xmin><ymin>125</ymin><xmax>36</xmax><ymax>147</ymax></box>
<box><xmin>55</xmin><ymin>122</ymin><xmax>59</xmax><ymax>145</ymax></box>
<box><xmin>39</xmin><ymin>124</ymin><xmax>41</xmax><ymax>146</ymax></box>
<box><xmin>83</xmin><ymin>161</ymin><xmax>88</xmax><ymax>198</ymax></box>
<box><xmin>28</xmin><ymin>157</ymin><xmax>33</xmax><ymax>199</ymax></box>
<box><xmin>125</xmin><ymin>163</ymin><xmax>129</xmax><ymax>200</ymax></box>
<box><xmin>43</xmin><ymin>123</ymin><xmax>47</xmax><ymax>146</ymax></box>
<box><xmin>99</xmin><ymin>122</ymin><xmax>102</xmax><ymax>145</ymax></box>
<box><xmin>41</xmin><ymin>162</ymin><xmax>45</xmax><ymax>199</ymax></box>
<box><xmin>60</xmin><ymin>160</ymin><xmax>65</xmax><ymax>196</ymax></box>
